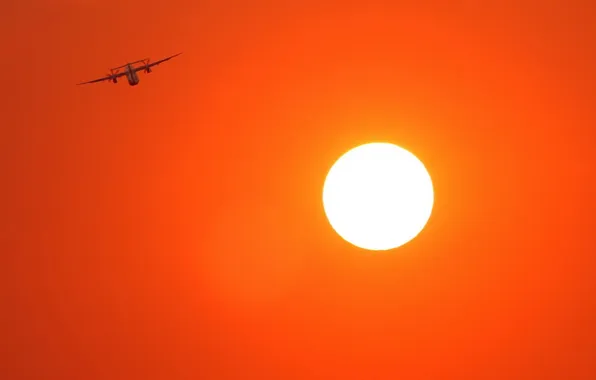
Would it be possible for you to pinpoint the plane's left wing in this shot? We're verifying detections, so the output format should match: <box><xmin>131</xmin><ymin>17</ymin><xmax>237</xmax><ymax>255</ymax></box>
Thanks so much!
<box><xmin>135</xmin><ymin>53</ymin><xmax>182</xmax><ymax>72</ymax></box>
<box><xmin>77</xmin><ymin>71</ymin><xmax>126</xmax><ymax>85</ymax></box>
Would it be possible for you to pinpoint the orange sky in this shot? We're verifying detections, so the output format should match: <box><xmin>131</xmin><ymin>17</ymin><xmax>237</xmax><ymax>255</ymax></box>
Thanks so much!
<box><xmin>3</xmin><ymin>1</ymin><xmax>596</xmax><ymax>379</ymax></box>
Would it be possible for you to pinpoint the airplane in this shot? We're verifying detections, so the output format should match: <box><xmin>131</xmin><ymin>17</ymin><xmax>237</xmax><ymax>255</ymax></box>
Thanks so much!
<box><xmin>77</xmin><ymin>53</ymin><xmax>182</xmax><ymax>86</ymax></box>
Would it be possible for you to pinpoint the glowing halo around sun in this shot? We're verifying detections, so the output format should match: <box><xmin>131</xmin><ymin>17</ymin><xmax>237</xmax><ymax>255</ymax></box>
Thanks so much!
<box><xmin>322</xmin><ymin>142</ymin><xmax>434</xmax><ymax>251</ymax></box>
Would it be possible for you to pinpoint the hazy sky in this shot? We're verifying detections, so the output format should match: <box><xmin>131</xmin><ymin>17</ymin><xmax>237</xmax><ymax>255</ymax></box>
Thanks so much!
<box><xmin>3</xmin><ymin>1</ymin><xmax>596</xmax><ymax>379</ymax></box>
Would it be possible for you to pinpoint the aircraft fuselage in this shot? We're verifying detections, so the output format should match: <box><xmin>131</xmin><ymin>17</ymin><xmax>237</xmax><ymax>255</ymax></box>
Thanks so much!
<box><xmin>124</xmin><ymin>64</ymin><xmax>140</xmax><ymax>86</ymax></box>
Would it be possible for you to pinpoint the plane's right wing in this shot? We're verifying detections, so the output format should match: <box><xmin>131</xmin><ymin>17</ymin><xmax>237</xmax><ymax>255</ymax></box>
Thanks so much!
<box><xmin>134</xmin><ymin>53</ymin><xmax>182</xmax><ymax>72</ymax></box>
<box><xmin>77</xmin><ymin>71</ymin><xmax>126</xmax><ymax>85</ymax></box>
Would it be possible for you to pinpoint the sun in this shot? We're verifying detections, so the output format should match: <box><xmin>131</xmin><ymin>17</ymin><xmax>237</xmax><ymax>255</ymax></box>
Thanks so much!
<box><xmin>322</xmin><ymin>142</ymin><xmax>434</xmax><ymax>251</ymax></box>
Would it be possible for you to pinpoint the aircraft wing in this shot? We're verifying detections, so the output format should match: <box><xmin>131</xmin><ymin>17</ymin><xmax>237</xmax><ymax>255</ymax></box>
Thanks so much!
<box><xmin>135</xmin><ymin>52</ymin><xmax>182</xmax><ymax>72</ymax></box>
<box><xmin>77</xmin><ymin>71</ymin><xmax>126</xmax><ymax>85</ymax></box>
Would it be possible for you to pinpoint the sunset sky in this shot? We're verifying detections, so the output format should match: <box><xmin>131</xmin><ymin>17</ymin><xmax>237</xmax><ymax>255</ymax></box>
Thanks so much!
<box><xmin>4</xmin><ymin>1</ymin><xmax>596</xmax><ymax>379</ymax></box>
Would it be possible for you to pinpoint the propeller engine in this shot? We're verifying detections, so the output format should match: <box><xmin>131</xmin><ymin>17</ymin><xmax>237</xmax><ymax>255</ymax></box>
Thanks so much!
<box><xmin>143</xmin><ymin>59</ymin><xmax>152</xmax><ymax>73</ymax></box>
<box><xmin>107</xmin><ymin>69</ymin><xmax>119</xmax><ymax>83</ymax></box>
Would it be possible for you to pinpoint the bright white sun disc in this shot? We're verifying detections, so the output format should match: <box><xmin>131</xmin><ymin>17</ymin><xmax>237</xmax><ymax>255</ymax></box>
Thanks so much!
<box><xmin>323</xmin><ymin>142</ymin><xmax>434</xmax><ymax>250</ymax></box>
